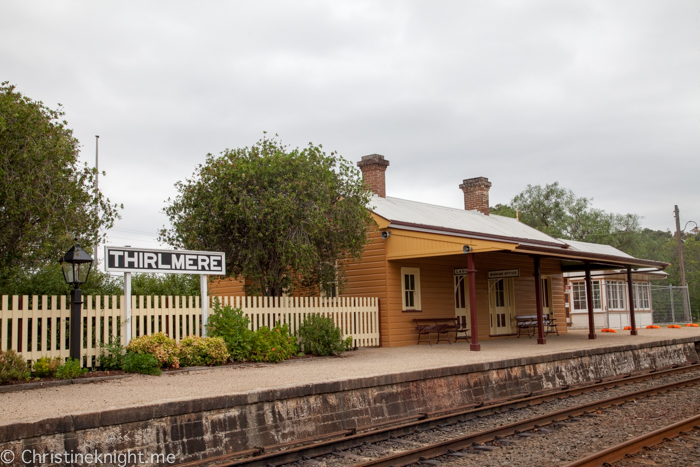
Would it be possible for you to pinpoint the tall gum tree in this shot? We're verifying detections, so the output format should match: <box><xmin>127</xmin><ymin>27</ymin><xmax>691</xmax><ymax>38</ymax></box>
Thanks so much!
<box><xmin>159</xmin><ymin>135</ymin><xmax>373</xmax><ymax>297</ymax></box>
<box><xmin>0</xmin><ymin>82</ymin><xmax>121</xmax><ymax>288</ymax></box>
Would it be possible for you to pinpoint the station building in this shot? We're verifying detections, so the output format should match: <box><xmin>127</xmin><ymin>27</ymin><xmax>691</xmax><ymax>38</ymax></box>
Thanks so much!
<box><xmin>210</xmin><ymin>153</ymin><xmax>668</xmax><ymax>349</ymax></box>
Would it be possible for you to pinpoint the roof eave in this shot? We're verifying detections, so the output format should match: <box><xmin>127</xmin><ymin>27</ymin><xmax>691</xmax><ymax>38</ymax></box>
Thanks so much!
<box><xmin>387</xmin><ymin>220</ymin><xmax>569</xmax><ymax>249</ymax></box>
<box><xmin>513</xmin><ymin>245</ymin><xmax>669</xmax><ymax>269</ymax></box>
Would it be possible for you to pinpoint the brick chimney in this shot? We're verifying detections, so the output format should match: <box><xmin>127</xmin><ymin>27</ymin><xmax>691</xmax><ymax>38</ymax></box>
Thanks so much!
<box><xmin>459</xmin><ymin>177</ymin><xmax>492</xmax><ymax>215</ymax></box>
<box><xmin>357</xmin><ymin>154</ymin><xmax>390</xmax><ymax>198</ymax></box>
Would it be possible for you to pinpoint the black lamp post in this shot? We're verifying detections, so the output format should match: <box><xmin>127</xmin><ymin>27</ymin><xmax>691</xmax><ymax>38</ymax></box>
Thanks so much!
<box><xmin>60</xmin><ymin>240</ymin><xmax>93</xmax><ymax>361</ymax></box>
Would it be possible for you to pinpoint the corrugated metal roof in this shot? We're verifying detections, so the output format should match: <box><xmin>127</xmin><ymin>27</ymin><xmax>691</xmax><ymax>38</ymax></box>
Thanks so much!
<box><xmin>370</xmin><ymin>196</ymin><xmax>568</xmax><ymax>246</ymax></box>
<box><xmin>561</xmin><ymin>239</ymin><xmax>635</xmax><ymax>259</ymax></box>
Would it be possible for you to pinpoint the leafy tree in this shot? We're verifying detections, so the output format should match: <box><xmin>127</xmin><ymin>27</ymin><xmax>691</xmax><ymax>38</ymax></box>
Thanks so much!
<box><xmin>160</xmin><ymin>135</ymin><xmax>373</xmax><ymax>296</ymax></box>
<box><xmin>661</xmin><ymin>232</ymin><xmax>700</xmax><ymax>319</ymax></box>
<box><xmin>130</xmin><ymin>273</ymin><xmax>200</xmax><ymax>296</ymax></box>
<box><xmin>1</xmin><ymin>262</ymin><xmax>121</xmax><ymax>296</ymax></box>
<box><xmin>490</xmin><ymin>182</ymin><xmax>642</xmax><ymax>252</ymax></box>
<box><xmin>0</xmin><ymin>82</ymin><xmax>121</xmax><ymax>288</ymax></box>
<box><xmin>627</xmin><ymin>228</ymin><xmax>673</xmax><ymax>262</ymax></box>
<box><xmin>1</xmin><ymin>264</ymin><xmax>200</xmax><ymax>298</ymax></box>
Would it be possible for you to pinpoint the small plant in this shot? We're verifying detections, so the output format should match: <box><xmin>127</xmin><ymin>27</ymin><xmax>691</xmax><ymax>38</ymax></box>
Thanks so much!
<box><xmin>179</xmin><ymin>336</ymin><xmax>230</xmax><ymax>367</ymax></box>
<box><xmin>99</xmin><ymin>337</ymin><xmax>126</xmax><ymax>370</ymax></box>
<box><xmin>206</xmin><ymin>300</ymin><xmax>255</xmax><ymax>361</ymax></box>
<box><xmin>123</xmin><ymin>352</ymin><xmax>162</xmax><ymax>376</ymax></box>
<box><xmin>297</xmin><ymin>315</ymin><xmax>347</xmax><ymax>356</ymax></box>
<box><xmin>0</xmin><ymin>349</ymin><xmax>31</xmax><ymax>383</ymax></box>
<box><xmin>249</xmin><ymin>324</ymin><xmax>297</xmax><ymax>363</ymax></box>
<box><xmin>344</xmin><ymin>336</ymin><xmax>354</xmax><ymax>351</ymax></box>
<box><xmin>55</xmin><ymin>358</ymin><xmax>88</xmax><ymax>380</ymax></box>
<box><xmin>33</xmin><ymin>356</ymin><xmax>62</xmax><ymax>377</ymax></box>
<box><xmin>126</xmin><ymin>332</ymin><xmax>180</xmax><ymax>368</ymax></box>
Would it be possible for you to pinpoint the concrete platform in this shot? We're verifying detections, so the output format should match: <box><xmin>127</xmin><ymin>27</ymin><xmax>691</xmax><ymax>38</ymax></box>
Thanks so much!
<box><xmin>2</xmin><ymin>328</ymin><xmax>700</xmax><ymax>465</ymax></box>
<box><xmin>2</xmin><ymin>327</ymin><xmax>700</xmax><ymax>425</ymax></box>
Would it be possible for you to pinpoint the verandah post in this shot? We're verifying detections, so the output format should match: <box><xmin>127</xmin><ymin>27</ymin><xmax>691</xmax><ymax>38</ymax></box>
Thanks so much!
<box><xmin>467</xmin><ymin>253</ymin><xmax>480</xmax><ymax>351</ymax></box>
<box><xmin>533</xmin><ymin>256</ymin><xmax>546</xmax><ymax>344</ymax></box>
<box><xmin>626</xmin><ymin>266</ymin><xmax>638</xmax><ymax>335</ymax></box>
<box><xmin>585</xmin><ymin>262</ymin><xmax>596</xmax><ymax>339</ymax></box>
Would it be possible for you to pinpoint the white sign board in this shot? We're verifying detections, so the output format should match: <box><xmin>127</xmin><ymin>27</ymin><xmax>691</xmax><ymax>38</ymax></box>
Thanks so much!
<box><xmin>105</xmin><ymin>246</ymin><xmax>225</xmax><ymax>275</ymax></box>
<box><xmin>488</xmin><ymin>269</ymin><xmax>520</xmax><ymax>279</ymax></box>
<box><xmin>104</xmin><ymin>246</ymin><xmax>226</xmax><ymax>343</ymax></box>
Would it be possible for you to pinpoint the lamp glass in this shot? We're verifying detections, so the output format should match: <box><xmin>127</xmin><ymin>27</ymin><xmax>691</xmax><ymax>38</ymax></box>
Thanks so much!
<box><xmin>61</xmin><ymin>262</ymin><xmax>75</xmax><ymax>284</ymax></box>
<box><xmin>77</xmin><ymin>261</ymin><xmax>92</xmax><ymax>284</ymax></box>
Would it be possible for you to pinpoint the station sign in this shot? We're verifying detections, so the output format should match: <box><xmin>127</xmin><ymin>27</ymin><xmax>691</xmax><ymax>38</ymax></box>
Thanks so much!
<box><xmin>488</xmin><ymin>269</ymin><xmax>519</xmax><ymax>279</ymax></box>
<box><xmin>454</xmin><ymin>268</ymin><xmax>469</xmax><ymax>275</ymax></box>
<box><xmin>104</xmin><ymin>246</ymin><xmax>226</xmax><ymax>275</ymax></box>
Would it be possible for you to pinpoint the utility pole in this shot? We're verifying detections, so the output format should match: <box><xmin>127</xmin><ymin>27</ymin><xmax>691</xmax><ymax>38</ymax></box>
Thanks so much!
<box><xmin>674</xmin><ymin>205</ymin><xmax>690</xmax><ymax>322</ymax></box>
<box><xmin>95</xmin><ymin>135</ymin><xmax>99</xmax><ymax>268</ymax></box>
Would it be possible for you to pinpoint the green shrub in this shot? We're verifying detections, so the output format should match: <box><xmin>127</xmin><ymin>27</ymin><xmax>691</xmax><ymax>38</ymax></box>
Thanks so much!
<box><xmin>297</xmin><ymin>315</ymin><xmax>346</xmax><ymax>356</ymax></box>
<box><xmin>0</xmin><ymin>349</ymin><xmax>30</xmax><ymax>383</ymax></box>
<box><xmin>249</xmin><ymin>324</ymin><xmax>297</xmax><ymax>363</ymax></box>
<box><xmin>206</xmin><ymin>301</ymin><xmax>254</xmax><ymax>361</ymax></box>
<box><xmin>123</xmin><ymin>352</ymin><xmax>161</xmax><ymax>376</ymax></box>
<box><xmin>33</xmin><ymin>356</ymin><xmax>62</xmax><ymax>377</ymax></box>
<box><xmin>55</xmin><ymin>358</ymin><xmax>88</xmax><ymax>379</ymax></box>
<box><xmin>126</xmin><ymin>332</ymin><xmax>180</xmax><ymax>368</ymax></box>
<box><xmin>98</xmin><ymin>337</ymin><xmax>125</xmax><ymax>370</ymax></box>
<box><xmin>179</xmin><ymin>336</ymin><xmax>230</xmax><ymax>367</ymax></box>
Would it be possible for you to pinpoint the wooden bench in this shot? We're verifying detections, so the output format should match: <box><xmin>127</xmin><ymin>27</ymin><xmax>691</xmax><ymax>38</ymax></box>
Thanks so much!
<box><xmin>515</xmin><ymin>315</ymin><xmax>559</xmax><ymax>338</ymax></box>
<box><xmin>413</xmin><ymin>318</ymin><xmax>459</xmax><ymax>345</ymax></box>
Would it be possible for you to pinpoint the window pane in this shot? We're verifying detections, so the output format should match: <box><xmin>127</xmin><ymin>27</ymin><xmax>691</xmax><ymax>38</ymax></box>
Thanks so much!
<box><xmin>573</xmin><ymin>282</ymin><xmax>586</xmax><ymax>310</ymax></box>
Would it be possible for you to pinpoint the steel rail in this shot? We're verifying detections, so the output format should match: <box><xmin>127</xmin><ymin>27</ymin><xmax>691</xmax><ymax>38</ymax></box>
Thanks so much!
<box><xmin>561</xmin><ymin>413</ymin><xmax>700</xmax><ymax>467</ymax></box>
<box><xmin>345</xmin><ymin>374</ymin><xmax>700</xmax><ymax>467</ymax></box>
<box><xmin>177</xmin><ymin>363</ymin><xmax>699</xmax><ymax>467</ymax></box>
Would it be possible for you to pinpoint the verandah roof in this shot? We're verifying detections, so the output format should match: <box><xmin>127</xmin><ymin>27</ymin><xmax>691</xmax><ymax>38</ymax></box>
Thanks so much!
<box><xmin>369</xmin><ymin>195</ymin><xmax>668</xmax><ymax>270</ymax></box>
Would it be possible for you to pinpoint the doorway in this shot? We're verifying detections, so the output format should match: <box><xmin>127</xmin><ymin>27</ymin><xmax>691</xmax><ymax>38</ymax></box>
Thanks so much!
<box><xmin>454</xmin><ymin>274</ymin><xmax>470</xmax><ymax>322</ymax></box>
<box><xmin>489</xmin><ymin>277</ymin><xmax>515</xmax><ymax>335</ymax></box>
<box><xmin>541</xmin><ymin>276</ymin><xmax>552</xmax><ymax>317</ymax></box>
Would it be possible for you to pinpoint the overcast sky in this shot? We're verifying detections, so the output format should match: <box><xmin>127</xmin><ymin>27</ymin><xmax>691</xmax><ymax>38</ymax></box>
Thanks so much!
<box><xmin>3</xmin><ymin>1</ymin><xmax>699</xmax><ymax>258</ymax></box>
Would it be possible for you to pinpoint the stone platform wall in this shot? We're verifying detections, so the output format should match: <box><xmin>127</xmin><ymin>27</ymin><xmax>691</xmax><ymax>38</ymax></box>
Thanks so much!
<box><xmin>2</xmin><ymin>338</ymin><xmax>698</xmax><ymax>466</ymax></box>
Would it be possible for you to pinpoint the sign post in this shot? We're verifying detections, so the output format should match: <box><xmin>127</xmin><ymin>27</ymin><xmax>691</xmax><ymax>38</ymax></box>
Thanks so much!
<box><xmin>200</xmin><ymin>275</ymin><xmax>208</xmax><ymax>336</ymax></box>
<box><xmin>124</xmin><ymin>271</ymin><xmax>132</xmax><ymax>343</ymax></box>
<box><xmin>105</xmin><ymin>246</ymin><xmax>226</xmax><ymax>343</ymax></box>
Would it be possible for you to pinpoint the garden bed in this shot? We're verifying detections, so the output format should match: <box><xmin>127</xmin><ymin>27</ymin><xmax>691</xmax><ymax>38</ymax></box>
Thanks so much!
<box><xmin>0</xmin><ymin>352</ymin><xmax>326</xmax><ymax>393</ymax></box>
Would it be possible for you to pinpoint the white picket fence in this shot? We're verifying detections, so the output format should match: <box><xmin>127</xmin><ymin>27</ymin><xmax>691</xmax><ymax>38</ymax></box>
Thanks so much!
<box><xmin>0</xmin><ymin>295</ymin><xmax>379</xmax><ymax>367</ymax></box>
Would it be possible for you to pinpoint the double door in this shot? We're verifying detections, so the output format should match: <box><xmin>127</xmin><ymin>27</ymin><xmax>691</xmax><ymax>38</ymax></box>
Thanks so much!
<box><xmin>489</xmin><ymin>277</ymin><xmax>515</xmax><ymax>335</ymax></box>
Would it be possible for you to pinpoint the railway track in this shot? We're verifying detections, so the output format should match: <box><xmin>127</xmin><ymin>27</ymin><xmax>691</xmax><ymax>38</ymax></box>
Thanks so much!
<box><xmin>563</xmin><ymin>414</ymin><xmax>700</xmax><ymax>467</ymax></box>
<box><xmin>178</xmin><ymin>362</ymin><xmax>700</xmax><ymax>467</ymax></box>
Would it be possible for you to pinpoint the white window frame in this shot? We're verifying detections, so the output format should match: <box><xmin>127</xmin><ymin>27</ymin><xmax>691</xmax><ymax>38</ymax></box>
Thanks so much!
<box><xmin>605</xmin><ymin>280</ymin><xmax>627</xmax><ymax>311</ymax></box>
<box><xmin>571</xmin><ymin>280</ymin><xmax>602</xmax><ymax>311</ymax></box>
<box><xmin>572</xmin><ymin>281</ymin><xmax>587</xmax><ymax>311</ymax></box>
<box><xmin>633</xmin><ymin>282</ymin><xmax>651</xmax><ymax>310</ymax></box>
<box><xmin>401</xmin><ymin>267</ymin><xmax>422</xmax><ymax>311</ymax></box>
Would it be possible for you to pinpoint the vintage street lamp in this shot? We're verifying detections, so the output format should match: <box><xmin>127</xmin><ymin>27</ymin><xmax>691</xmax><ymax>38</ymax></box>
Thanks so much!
<box><xmin>60</xmin><ymin>240</ymin><xmax>93</xmax><ymax>361</ymax></box>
